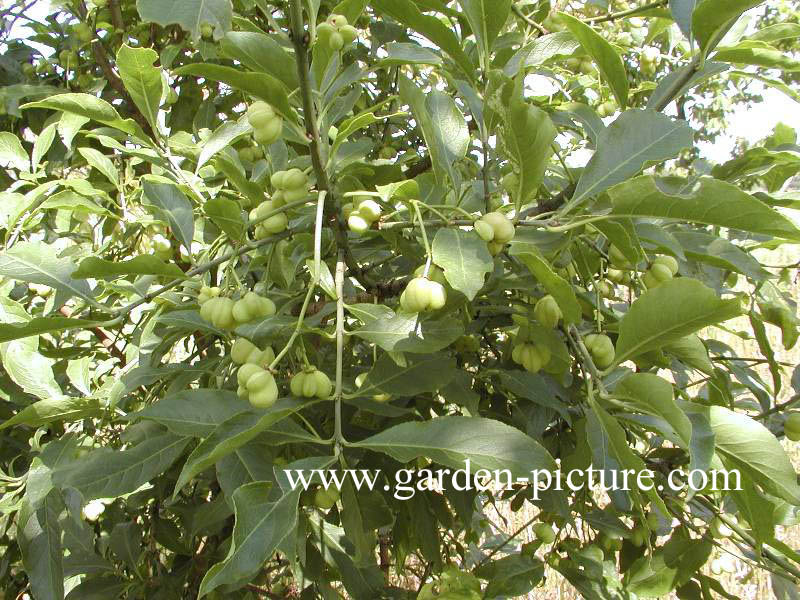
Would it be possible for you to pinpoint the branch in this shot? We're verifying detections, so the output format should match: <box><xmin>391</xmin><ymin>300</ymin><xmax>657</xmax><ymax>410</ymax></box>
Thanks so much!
<box><xmin>286</xmin><ymin>0</ymin><xmax>375</xmax><ymax>293</ymax></box>
<box><xmin>584</xmin><ymin>0</ymin><xmax>669</xmax><ymax>24</ymax></box>
<box><xmin>511</xmin><ymin>4</ymin><xmax>549</xmax><ymax>36</ymax></box>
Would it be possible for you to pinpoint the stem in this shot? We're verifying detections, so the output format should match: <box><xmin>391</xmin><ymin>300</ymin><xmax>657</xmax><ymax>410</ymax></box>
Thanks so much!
<box><xmin>287</xmin><ymin>0</ymin><xmax>374</xmax><ymax>292</ymax></box>
<box><xmin>269</xmin><ymin>192</ymin><xmax>326</xmax><ymax>369</ymax></box>
<box><xmin>511</xmin><ymin>4</ymin><xmax>548</xmax><ymax>36</ymax></box>
<box><xmin>412</xmin><ymin>201</ymin><xmax>432</xmax><ymax>276</ymax></box>
<box><xmin>334</xmin><ymin>251</ymin><xmax>346</xmax><ymax>449</ymax></box>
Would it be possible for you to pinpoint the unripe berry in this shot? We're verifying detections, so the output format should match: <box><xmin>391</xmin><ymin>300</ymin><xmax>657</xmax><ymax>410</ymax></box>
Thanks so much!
<box><xmin>534</xmin><ymin>295</ymin><xmax>562</xmax><ymax>329</ymax></box>
<box><xmin>478</xmin><ymin>212</ymin><xmax>515</xmax><ymax>244</ymax></box>
<box><xmin>785</xmin><ymin>413</ymin><xmax>800</xmax><ymax>441</ymax></box>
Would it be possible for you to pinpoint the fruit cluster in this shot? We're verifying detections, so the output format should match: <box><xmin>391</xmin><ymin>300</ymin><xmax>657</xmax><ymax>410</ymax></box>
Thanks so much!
<box><xmin>474</xmin><ymin>211</ymin><xmax>515</xmax><ymax>255</ymax></box>
<box><xmin>642</xmin><ymin>255</ymin><xmax>679</xmax><ymax>289</ymax></box>
<box><xmin>290</xmin><ymin>367</ymin><xmax>333</xmax><ymax>399</ymax></box>
<box><xmin>344</xmin><ymin>197</ymin><xmax>382</xmax><ymax>234</ymax></box>
<box><xmin>231</xmin><ymin>337</ymin><xmax>275</xmax><ymax>367</ymax></box>
<box><xmin>400</xmin><ymin>275</ymin><xmax>447</xmax><ymax>313</ymax></box>
<box><xmin>271</xmin><ymin>169</ymin><xmax>309</xmax><ymax>205</ymax></box>
<box><xmin>199</xmin><ymin>289</ymin><xmax>276</xmax><ymax>329</ymax></box>
<box><xmin>237</xmin><ymin>364</ymin><xmax>278</xmax><ymax>408</ymax></box>
<box><xmin>317</xmin><ymin>14</ymin><xmax>358</xmax><ymax>51</ymax></box>
<box><xmin>246</xmin><ymin>101</ymin><xmax>283</xmax><ymax>146</ymax></box>
<box><xmin>583</xmin><ymin>333</ymin><xmax>615</xmax><ymax>369</ymax></box>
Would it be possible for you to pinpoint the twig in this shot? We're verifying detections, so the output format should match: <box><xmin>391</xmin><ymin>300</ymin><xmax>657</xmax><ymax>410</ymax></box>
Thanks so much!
<box><xmin>584</xmin><ymin>0</ymin><xmax>669</xmax><ymax>24</ymax></box>
<box><xmin>511</xmin><ymin>5</ymin><xmax>548</xmax><ymax>36</ymax></box>
<box><xmin>334</xmin><ymin>251</ymin><xmax>346</xmax><ymax>449</ymax></box>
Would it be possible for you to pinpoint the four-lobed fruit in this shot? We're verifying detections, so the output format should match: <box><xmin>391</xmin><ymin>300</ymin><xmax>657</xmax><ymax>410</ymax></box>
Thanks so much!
<box><xmin>785</xmin><ymin>413</ymin><xmax>800</xmax><ymax>441</ymax></box>
<box><xmin>232</xmin><ymin>291</ymin><xmax>276</xmax><ymax>324</ymax></box>
<box><xmin>642</xmin><ymin>255</ymin><xmax>679</xmax><ymax>289</ymax></box>
<box><xmin>399</xmin><ymin>276</ymin><xmax>447</xmax><ymax>313</ymax></box>
<box><xmin>317</xmin><ymin>14</ymin><xmax>358</xmax><ymax>51</ymax></box>
<box><xmin>474</xmin><ymin>211</ymin><xmax>515</xmax><ymax>248</ymax></box>
<box><xmin>250</xmin><ymin>200</ymin><xmax>289</xmax><ymax>239</ymax></box>
<box><xmin>237</xmin><ymin>363</ymin><xmax>279</xmax><ymax>408</ymax></box>
<box><xmin>271</xmin><ymin>168</ymin><xmax>309</xmax><ymax>204</ymax></box>
<box><xmin>290</xmin><ymin>367</ymin><xmax>333</xmax><ymax>399</ymax></box>
<box><xmin>151</xmin><ymin>234</ymin><xmax>172</xmax><ymax>260</ymax></box>
<box><xmin>200</xmin><ymin>296</ymin><xmax>236</xmax><ymax>329</ymax></box>
<box><xmin>313</xmin><ymin>486</ymin><xmax>340</xmax><ymax>510</ymax></box>
<box><xmin>533</xmin><ymin>522</ymin><xmax>556</xmax><ymax>544</ymax></box>
<box><xmin>247</xmin><ymin>101</ymin><xmax>283</xmax><ymax>145</ymax></box>
<box><xmin>534</xmin><ymin>295</ymin><xmax>562</xmax><ymax>329</ymax></box>
<box><xmin>597</xmin><ymin>101</ymin><xmax>616</xmax><ymax>117</ymax></box>
<box><xmin>512</xmin><ymin>342</ymin><xmax>551</xmax><ymax>373</ymax></box>
<box><xmin>346</xmin><ymin>197</ymin><xmax>382</xmax><ymax>234</ymax></box>
<box><xmin>584</xmin><ymin>333</ymin><xmax>615</xmax><ymax>368</ymax></box>
<box><xmin>231</xmin><ymin>337</ymin><xmax>275</xmax><ymax>367</ymax></box>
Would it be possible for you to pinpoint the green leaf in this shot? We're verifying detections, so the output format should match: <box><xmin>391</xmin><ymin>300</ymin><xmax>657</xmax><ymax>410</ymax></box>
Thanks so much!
<box><xmin>116</xmin><ymin>44</ymin><xmax>164</xmax><ymax>131</ymax></box>
<box><xmin>504</xmin><ymin>32</ymin><xmax>580</xmax><ymax>76</ymax></box>
<box><xmin>359</xmin><ymin>352</ymin><xmax>456</xmax><ymax>397</ymax></box>
<box><xmin>0</xmin><ymin>397</ymin><xmax>102</xmax><ymax>431</ymax></box>
<box><xmin>672</xmin><ymin>231</ymin><xmax>770</xmax><ymax>281</ymax></box>
<box><xmin>510</xmin><ymin>243</ymin><xmax>582</xmax><ymax>325</ymax></box>
<box><xmin>220</xmin><ymin>32</ymin><xmax>298</xmax><ymax>89</ymax></box>
<box><xmin>78</xmin><ymin>148</ymin><xmax>119</xmax><ymax>188</ymax></box>
<box><xmin>353</xmin><ymin>416</ymin><xmax>557</xmax><ymax>479</ymax></box>
<box><xmin>109</xmin><ymin>522</ymin><xmax>143</xmax><ymax>572</ymax></box>
<box><xmin>609</xmin><ymin>176</ymin><xmax>800</xmax><ymax>242</ymax></box>
<box><xmin>477</xmin><ymin>554</ymin><xmax>544</xmax><ymax>598</ymax></box>
<box><xmin>558</xmin><ymin>12</ymin><xmax>629</xmax><ymax>108</ymax></box>
<box><xmin>32</xmin><ymin>123</ymin><xmax>56</xmax><ymax>170</ymax></box>
<box><xmin>664</xmin><ymin>334</ymin><xmax>714</xmax><ymax>374</ymax></box>
<box><xmin>173</xmin><ymin>64</ymin><xmax>293</xmax><ymax>121</ymax></box>
<box><xmin>692</xmin><ymin>0</ymin><xmax>765</xmax><ymax>53</ymax></box>
<box><xmin>669</xmin><ymin>0</ymin><xmax>698</xmax><ymax>40</ymax></box>
<box><xmin>173</xmin><ymin>399</ymin><xmax>308</xmax><ymax>497</ymax></box>
<box><xmin>749</xmin><ymin>23</ymin><xmax>800</xmax><ymax>43</ymax></box>
<box><xmin>614</xmin><ymin>278</ymin><xmax>741</xmax><ymax>365</ymax></box>
<box><xmin>0</xmin><ymin>316</ymin><xmax>98</xmax><ymax>343</ymax></box>
<box><xmin>54</xmin><ymin>433</ymin><xmax>190</xmax><ymax>500</ymax></box>
<box><xmin>141</xmin><ymin>180</ymin><xmax>195</xmax><ymax>250</ymax></box>
<box><xmin>133</xmin><ymin>389</ymin><xmax>251</xmax><ymax>437</ymax></box>
<box><xmin>459</xmin><ymin>0</ymin><xmax>511</xmax><ymax>62</ymax></box>
<box><xmin>197</xmin><ymin>118</ymin><xmax>251</xmax><ymax>171</ymax></box>
<box><xmin>425</xmin><ymin>88</ymin><xmax>469</xmax><ymax>185</ymax></box>
<box><xmin>18</xmin><ymin>490</ymin><xmax>64</xmax><ymax>600</ymax></box>
<box><xmin>352</xmin><ymin>312</ymin><xmax>464</xmax><ymax>354</ymax></box>
<box><xmin>646</xmin><ymin>61</ymin><xmax>729</xmax><ymax>111</ymax></box>
<box><xmin>0</xmin><ymin>131</ymin><xmax>29</xmax><ymax>171</ymax></box>
<box><xmin>431</xmin><ymin>228</ymin><xmax>492</xmax><ymax>300</ymax></box>
<box><xmin>500</xmin><ymin>97</ymin><xmax>556</xmax><ymax>207</ymax></box>
<box><xmin>23</xmin><ymin>93</ymin><xmax>146</xmax><ymax>139</ymax></box>
<box><xmin>371</xmin><ymin>0</ymin><xmax>475</xmax><ymax>79</ymax></box>
<box><xmin>198</xmin><ymin>482</ymin><xmax>301</xmax><ymax>597</ymax></box>
<box><xmin>570</xmin><ymin>110</ymin><xmax>693</xmax><ymax>209</ymax></box>
<box><xmin>137</xmin><ymin>0</ymin><xmax>233</xmax><ymax>41</ymax></box>
<box><xmin>205</xmin><ymin>197</ymin><xmax>245</xmax><ymax>240</ymax></box>
<box><xmin>378</xmin><ymin>42</ymin><xmax>443</xmax><ymax>66</ymax></box>
<box><xmin>714</xmin><ymin>41</ymin><xmax>800</xmax><ymax>72</ymax></box>
<box><xmin>587</xmin><ymin>397</ymin><xmax>669</xmax><ymax>516</ymax></box>
<box><xmin>614</xmin><ymin>373</ymin><xmax>692</xmax><ymax>447</ymax></box>
<box><xmin>72</xmin><ymin>256</ymin><xmax>186</xmax><ymax>280</ymax></box>
<box><xmin>0</xmin><ymin>241</ymin><xmax>96</xmax><ymax>305</ymax></box>
<box><xmin>708</xmin><ymin>405</ymin><xmax>800</xmax><ymax>505</ymax></box>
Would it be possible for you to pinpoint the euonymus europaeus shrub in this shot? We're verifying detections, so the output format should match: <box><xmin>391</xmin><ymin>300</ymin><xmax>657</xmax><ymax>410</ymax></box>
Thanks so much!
<box><xmin>0</xmin><ymin>0</ymin><xmax>799</xmax><ymax>598</ymax></box>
